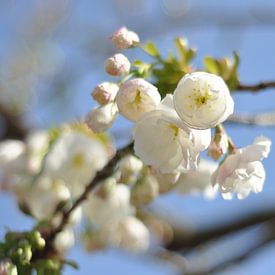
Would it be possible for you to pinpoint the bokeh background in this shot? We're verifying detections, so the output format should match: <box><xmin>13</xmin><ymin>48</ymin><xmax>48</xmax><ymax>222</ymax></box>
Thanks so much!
<box><xmin>0</xmin><ymin>0</ymin><xmax>275</xmax><ymax>274</ymax></box>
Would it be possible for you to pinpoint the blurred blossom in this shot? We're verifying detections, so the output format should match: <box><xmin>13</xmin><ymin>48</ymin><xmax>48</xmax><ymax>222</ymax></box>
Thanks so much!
<box><xmin>100</xmin><ymin>216</ymin><xmax>150</xmax><ymax>252</ymax></box>
<box><xmin>176</xmin><ymin>159</ymin><xmax>218</xmax><ymax>199</ymax></box>
<box><xmin>117</xmin><ymin>154</ymin><xmax>143</xmax><ymax>184</ymax></box>
<box><xmin>84</xmin><ymin>180</ymin><xmax>134</xmax><ymax>228</ymax></box>
<box><xmin>85</xmin><ymin>102</ymin><xmax>118</xmax><ymax>133</ymax></box>
<box><xmin>43</xmin><ymin>132</ymin><xmax>109</xmax><ymax>197</ymax></box>
<box><xmin>54</xmin><ymin>227</ymin><xmax>75</xmax><ymax>254</ymax></box>
<box><xmin>12</xmin><ymin>176</ymin><xmax>71</xmax><ymax>220</ymax></box>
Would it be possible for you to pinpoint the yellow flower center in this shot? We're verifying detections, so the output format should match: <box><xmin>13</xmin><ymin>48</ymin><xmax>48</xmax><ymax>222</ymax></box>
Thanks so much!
<box><xmin>72</xmin><ymin>153</ymin><xmax>85</xmax><ymax>168</ymax></box>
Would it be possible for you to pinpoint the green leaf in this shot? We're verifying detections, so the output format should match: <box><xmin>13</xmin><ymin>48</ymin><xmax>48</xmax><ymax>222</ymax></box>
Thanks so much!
<box><xmin>141</xmin><ymin>41</ymin><xmax>160</xmax><ymax>57</ymax></box>
<box><xmin>204</xmin><ymin>57</ymin><xmax>219</xmax><ymax>74</ymax></box>
<box><xmin>64</xmin><ymin>259</ymin><xmax>79</xmax><ymax>270</ymax></box>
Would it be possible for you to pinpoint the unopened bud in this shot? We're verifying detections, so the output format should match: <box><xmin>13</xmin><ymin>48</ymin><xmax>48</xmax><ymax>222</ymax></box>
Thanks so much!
<box><xmin>92</xmin><ymin>82</ymin><xmax>119</xmax><ymax>105</ymax></box>
<box><xmin>208</xmin><ymin>132</ymin><xmax>228</xmax><ymax>160</ymax></box>
<box><xmin>112</xmin><ymin>26</ymin><xmax>140</xmax><ymax>50</ymax></box>
<box><xmin>85</xmin><ymin>103</ymin><xmax>118</xmax><ymax>133</ymax></box>
<box><xmin>131</xmin><ymin>168</ymin><xmax>159</xmax><ymax>206</ymax></box>
<box><xmin>152</xmin><ymin>169</ymin><xmax>180</xmax><ymax>194</ymax></box>
<box><xmin>118</xmin><ymin>155</ymin><xmax>143</xmax><ymax>184</ymax></box>
<box><xmin>105</xmin><ymin>53</ymin><xmax>130</xmax><ymax>77</ymax></box>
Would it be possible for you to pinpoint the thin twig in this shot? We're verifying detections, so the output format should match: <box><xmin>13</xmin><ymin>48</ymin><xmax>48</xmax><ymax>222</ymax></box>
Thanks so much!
<box><xmin>166</xmin><ymin>208</ymin><xmax>275</xmax><ymax>251</ymax></box>
<box><xmin>0</xmin><ymin>105</ymin><xmax>27</xmax><ymax>140</ymax></box>
<box><xmin>237</xmin><ymin>81</ymin><xmax>275</xmax><ymax>92</ymax></box>
<box><xmin>228</xmin><ymin>113</ymin><xmax>275</xmax><ymax>126</ymax></box>
<box><xmin>44</xmin><ymin>142</ymin><xmax>134</xmax><ymax>244</ymax></box>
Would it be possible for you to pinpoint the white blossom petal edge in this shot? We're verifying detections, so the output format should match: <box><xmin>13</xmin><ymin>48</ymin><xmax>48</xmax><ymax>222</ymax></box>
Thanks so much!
<box><xmin>212</xmin><ymin>136</ymin><xmax>271</xmax><ymax>199</ymax></box>
<box><xmin>133</xmin><ymin>94</ymin><xmax>211</xmax><ymax>173</ymax></box>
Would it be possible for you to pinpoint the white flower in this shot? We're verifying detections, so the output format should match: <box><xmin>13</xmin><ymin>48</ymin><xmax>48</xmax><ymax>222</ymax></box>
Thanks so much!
<box><xmin>117</xmin><ymin>154</ymin><xmax>143</xmax><ymax>184</ymax></box>
<box><xmin>12</xmin><ymin>176</ymin><xmax>71</xmax><ymax>220</ymax></box>
<box><xmin>0</xmin><ymin>259</ymin><xmax>18</xmax><ymax>275</ymax></box>
<box><xmin>54</xmin><ymin>227</ymin><xmax>75</xmax><ymax>254</ymax></box>
<box><xmin>176</xmin><ymin>159</ymin><xmax>218</xmax><ymax>199</ymax></box>
<box><xmin>105</xmin><ymin>53</ymin><xmax>130</xmax><ymax>77</ymax></box>
<box><xmin>116</xmin><ymin>78</ymin><xmax>161</xmax><ymax>121</ymax></box>
<box><xmin>84</xmin><ymin>181</ymin><xmax>134</xmax><ymax>228</ymax></box>
<box><xmin>0</xmin><ymin>140</ymin><xmax>25</xmax><ymax>172</ymax></box>
<box><xmin>91</xmin><ymin>82</ymin><xmax>119</xmax><ymax>105</ymax></box>
<box><xmin>133</xmin><ymin>95</ymin><xmax>211</xmax><ymax>173</ymax></box>
<box><xmin>152</xmin><ymin>169</ymin><xmax>180</xmax><ymax>194</ymax></box>
<box><xmin>43</xmin><ymin>132</ymin><xmax>108</xmax><ymax>197</ymax></box>
<box><xmin>173</xmin><ymin>72</ymin><xmax>234</xmax><ymax>129</ymax></box>
<box><xmin>25</xmin><ymin>130</ymin><xmax>50</xmax><ymax>172</ymax></box>
<box><xmin>212</xmin><ymin>136</ymin><xmax>271</xmax><ymax>199</ymax></box>
<box><xmin>85</xmin><ymin>102</ymin><xmax>118</xmax><ymax>133</ymax></box>
<box><xmin>131</xmin><ymin>168</ymin><xmax>159</xmax><ymax>206</ymax></box>
<box><xmin>112</xmin><ymin>26</ymin><xmax>140</xmax><ymax>49</ymax></box>
<box><xmin>101</xmin><ymin>216</ymin><xmax>150</xmax><ymax>252</ymax></box>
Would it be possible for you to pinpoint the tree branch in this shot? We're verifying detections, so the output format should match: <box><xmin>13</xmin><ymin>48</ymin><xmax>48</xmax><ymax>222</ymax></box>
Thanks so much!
<box><xmin>227</xmin><ymin>112</ymin><xmax>275</xmax><ymax>126</ymax></box>
<box><xmin>166</xmin><ymin>208</ymin><xmax>275</xmax><ymax>251</ymax></box>
<box><xmin>237</xmin><ymin>81</ymin><xmax>275</xmax><ymax>92</ymax></box>
<box><xmin>43</xmin><ymin>142</ymin><xmax>134</xmax><ymax>247</ymax></box>
<box><xmin>0</xmin><ymin>106</ymin><xmax>27</xmax><ymax>140</ymax></box>
<box><xmin>184</xmin><ymin>221</ymin><xmax>275</xmax><ymax>275</ymax></box>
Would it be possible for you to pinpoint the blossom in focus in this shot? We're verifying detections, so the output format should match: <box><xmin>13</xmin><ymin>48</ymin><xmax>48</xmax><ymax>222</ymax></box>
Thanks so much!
<box><xmin>112</xmin><ymin>26</ymin><xmax>140</xmax><ymax>49</ymax></box>
<box><xmin>105</xmin><ymin>53</ymin><xmax>130</xmax><ymax>77</ymax></box>
<box><xmin>212</xmin><ymin>136</ymin><xmax>271</xmax><ymax>199</ymax></box>
<box><xmin>43</xmin><ymin>132</ymin><xmax>109</xmax><ymax>197</ymax></box>
<box><xmin>176</xmin><ymin>159</ymin><xmax>218</xmax><ymax>199</ymax></box>
<box><xmin>91</xmin><ymin>82</ymin><xmax>119</xmax><ymax>105</ymax></box>
<box><xmin>85</xmin><ymin>102</ymin><xmax>118</xmax><ymax>133</ymax></box>
<box><xmin>100</xmin><ymin>216</ymin><xmax>150</xmax><ymax>252</ymax></box>
<box><xmin>173</xmin><ymin>72</ymin><xmax>234</xmax><ymax>129</ymax></box>
<box><xmin>116</xmin><ymin>78</ymin><xmax>161</xmax><ymax>121</ymax></box>
<box><xmin>84</xmin><ymin>180</ymin><xmax>134</xmax><ymax>228</ymax></box>
<box><xmin>208</xmin><ymin>131</ymin><xmax>228</xmax><ymax>160</ymax></box>
<box><xmin>133</xmin><ymin>95</ymin><xmax>211</xmax><ymax>173</ymax></box>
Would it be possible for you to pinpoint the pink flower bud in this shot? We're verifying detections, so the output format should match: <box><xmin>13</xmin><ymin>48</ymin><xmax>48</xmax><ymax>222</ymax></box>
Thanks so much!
<box><xmin>208</xmin><ymin>133</ymin><xmax>228</xmax><ymax>160</ymax></box>
<box><xmin>91</xmin><ymin>82</ymin><xmax>119</xmax><ymax>105</ymax></box>
<box><xmin>112</xmin><ymin>26</ymin><xmax>140</xmax><ymax>50</ymax></box>
<box><xmin>104</xmin><ymin>53</ymin><xmax>130</xmax><ymax>77</ymax></box>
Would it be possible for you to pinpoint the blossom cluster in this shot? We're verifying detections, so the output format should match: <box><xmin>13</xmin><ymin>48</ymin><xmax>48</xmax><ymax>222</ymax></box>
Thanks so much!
<box><xmin>0</xmin><ymin>26</ymin><xmax>272</xmax><ymax>264</ymax></box>
<box><xmin>86</xmin><ymin>26</ymin><xmax>271</xmax><ymax>203</ymax></box>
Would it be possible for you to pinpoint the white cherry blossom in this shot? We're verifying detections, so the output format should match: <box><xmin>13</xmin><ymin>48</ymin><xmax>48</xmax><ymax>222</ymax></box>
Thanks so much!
<box><xmin>212</xmin><ymin>136</ymin><xmax>271</xmax><ymax>199</ymax></box>
<box><xmin>84</xmin><ymin>180</ymin><xmax>134</xmax><ymax>228</ymax></box>
<box><xmin>116</xmin><ymin>78</ymin><xmax>161</xmax><ymax>121</ymax></box>
<box><xmin>85</xmin><ymin>102</ymin><xmax>118</xmax><ymax>133</ymax></box>
<box><xmin>133</xmin><ymin>94</ymin><xmax>211</xmax><ymax>173</ymax></box>
<box><xmin>176</xmin><ymin>159</ymin><xmax>218</xmax><ymax>199</ymax></box>
<box><xmin>173</xmin><ymin>72</ymin><xmax>234</xmax><ymax>129</ymax></box>
<box><xmin>43</xmin><ymin>132</ymin><xmax>108</xmax><ymax>197</ymax></box>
